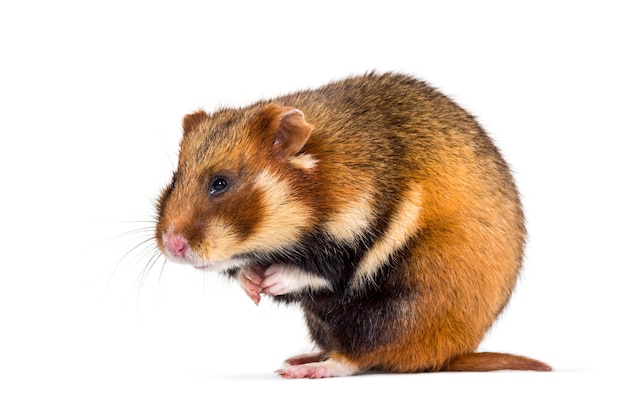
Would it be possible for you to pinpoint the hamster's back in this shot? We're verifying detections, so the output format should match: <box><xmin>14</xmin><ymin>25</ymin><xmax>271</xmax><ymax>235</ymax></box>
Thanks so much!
<box><xmin>274</xmin><ymin>73</ymin><xmax>530</xmax><ymax>372</ymax></box>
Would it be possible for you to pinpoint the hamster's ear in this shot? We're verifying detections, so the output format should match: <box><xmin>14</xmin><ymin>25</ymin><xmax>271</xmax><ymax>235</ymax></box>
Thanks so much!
<box><xmin>252</xmin><ymin>103</ymin><xmax>313</xmax><ymax>160</ymax></box>
<box><xmin>182</xmin><ymin>110</ymin><xmax>209</xmax><ymax>136</ymax></box>
<box><xmin>275</xmin><ymin>108</ymin><xmax>313</xmax><ymax>158</ymax></box>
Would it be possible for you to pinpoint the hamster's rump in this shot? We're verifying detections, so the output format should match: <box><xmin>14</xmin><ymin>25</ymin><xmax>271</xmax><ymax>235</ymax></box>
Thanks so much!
<box><xmin>155</xmin><ymin>72</ymin><xmax>550</xmax><ymax>377</ymax></box>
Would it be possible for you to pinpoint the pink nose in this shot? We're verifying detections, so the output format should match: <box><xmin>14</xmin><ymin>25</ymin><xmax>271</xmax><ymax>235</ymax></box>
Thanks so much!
<box><xmin>164</xmin><ymin>232</ymin><xmax>189</xmax><ymax>257</ymax></box>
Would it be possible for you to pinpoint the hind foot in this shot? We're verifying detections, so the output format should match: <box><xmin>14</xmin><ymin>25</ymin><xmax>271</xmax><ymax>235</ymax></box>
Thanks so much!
<box><xmin>277</xmin><ymin>353</ymin><xmax>360</xmax><ymax>379</ymax></box>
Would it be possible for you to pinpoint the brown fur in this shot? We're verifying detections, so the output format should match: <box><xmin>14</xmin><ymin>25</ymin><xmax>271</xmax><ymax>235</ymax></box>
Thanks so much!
<box><xmin>155</xmin><ymin>72</ymin><xmax>550</xmax><ymax>375</ymax></box>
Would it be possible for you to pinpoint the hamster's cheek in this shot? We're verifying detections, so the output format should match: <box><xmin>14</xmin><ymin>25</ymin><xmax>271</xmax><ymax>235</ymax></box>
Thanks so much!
<box><xmin>194</xmin><ymin>221</ymin><xmax>241</xmax><ymax>263</ymax></box>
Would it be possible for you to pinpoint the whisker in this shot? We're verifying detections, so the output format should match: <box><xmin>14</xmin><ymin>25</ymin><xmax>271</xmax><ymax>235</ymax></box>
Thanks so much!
<box><xmin>95</xmin><ymin>216</ymin><xmax>170</xmax><ymax>302</ymax></box>
<box><xmin>115</xmin><ymin>227</ymin><xmax>156</xmax><ymax>236</ymax></box>
<box><xmin>203</xmin><ymin>269</ymin><xmax>207</xmax><ymax>295</ymax></box>
<box><xmin>114</xmin><ymin>237</ymin><xmax>158</xmax><ymax>271</ymax></box>
<box><xmin>158</xmin><ymin>258</ymin><xmax>168</xmax><ymax>287</ymax></box>
<box><xmin>129</xmin><ymin>245</ymin><xmax>163</xmax><ymax>299</ymax></box>
<box><xmin>96</xmin><ymin>237</ymin><xmax>154</xmax><ymax>293</ymax></box>
<box><xmin>160</xmin><ymin>135</ymin><xmax>177</xmax><ymax>171</ymax></box>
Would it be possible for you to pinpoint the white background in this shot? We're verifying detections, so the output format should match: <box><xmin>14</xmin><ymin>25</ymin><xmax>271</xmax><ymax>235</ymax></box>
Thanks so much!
<box><xmin>1</xmin><ymin>1</ymin><xmax>624</xmax><ymax>409</ymax></box>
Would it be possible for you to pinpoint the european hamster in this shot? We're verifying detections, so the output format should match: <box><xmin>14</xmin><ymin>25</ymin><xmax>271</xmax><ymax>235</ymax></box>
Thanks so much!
<box><xmin>155</xmin><ymin>72</ymin><xmax>551</xmax><ymax>378</ymax></box>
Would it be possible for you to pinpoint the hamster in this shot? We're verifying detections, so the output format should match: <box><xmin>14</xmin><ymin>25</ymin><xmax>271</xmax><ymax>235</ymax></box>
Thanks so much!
<box><xmin>155</xmin><ymin>72</ymin><xmax>551</xmax><ymax>378</ymax></box>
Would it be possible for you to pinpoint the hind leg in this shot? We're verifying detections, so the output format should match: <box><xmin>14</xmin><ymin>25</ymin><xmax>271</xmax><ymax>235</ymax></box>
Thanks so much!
<box><xmin>283</xmin><ymin>352</ymin><xmax>328</xmax><ymax>365</ymax></box>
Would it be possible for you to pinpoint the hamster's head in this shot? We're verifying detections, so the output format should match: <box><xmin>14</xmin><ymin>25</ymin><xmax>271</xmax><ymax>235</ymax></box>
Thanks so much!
<box><xmin>155</xmin><ymin>103</ymin><xmax>317</xmax><ymax>272</ymax></box>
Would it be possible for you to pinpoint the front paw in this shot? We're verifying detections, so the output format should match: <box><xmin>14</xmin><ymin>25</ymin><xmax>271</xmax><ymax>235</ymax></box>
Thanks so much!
<box><xmin>260</xmin><ymin>264</ymin><xmax>296</xmax><ymax>296</ymax></box>
<box><xmin>237</xmin><ymin>266</ymin><xmax>264</xmax><ymax>305</ymax></box>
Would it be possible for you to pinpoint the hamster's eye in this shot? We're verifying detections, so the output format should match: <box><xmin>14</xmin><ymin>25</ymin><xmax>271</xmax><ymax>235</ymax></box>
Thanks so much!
<box><xmin>209</xmin><ymin>177</ymin><xmax>228</xmax><ymax>196</ymax></box>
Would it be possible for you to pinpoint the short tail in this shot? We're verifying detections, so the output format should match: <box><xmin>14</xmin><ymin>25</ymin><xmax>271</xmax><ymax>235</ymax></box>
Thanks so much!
<box><xmin>441</xmin><ymin>352</ymin><xmax>552</xmax><ymax>372</ymax></box>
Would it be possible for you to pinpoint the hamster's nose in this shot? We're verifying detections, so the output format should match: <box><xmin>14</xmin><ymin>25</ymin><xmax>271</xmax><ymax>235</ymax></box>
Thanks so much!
<box><xmin>164</xmin><ymin>230</ymin><xmax>189</xmax><ymax>258</ymax></box>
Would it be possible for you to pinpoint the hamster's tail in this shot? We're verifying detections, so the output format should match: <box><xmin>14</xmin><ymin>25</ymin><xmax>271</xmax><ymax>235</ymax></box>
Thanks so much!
<box><xmin>441</xmin><ymin>352</ymin><xmax>552</xmax><ymax>372</ymax></box>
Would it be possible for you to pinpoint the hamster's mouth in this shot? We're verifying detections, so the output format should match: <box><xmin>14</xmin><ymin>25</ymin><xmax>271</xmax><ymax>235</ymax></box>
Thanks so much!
<box><xmin>193</xmin><ymin>263</ymin><xmax>221</xmax><ymax>271</ymax></box>
<box><xmin>193</xmin><ymin>258</ymin><xmax>248</xmax><ymax>273</ymax></box>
